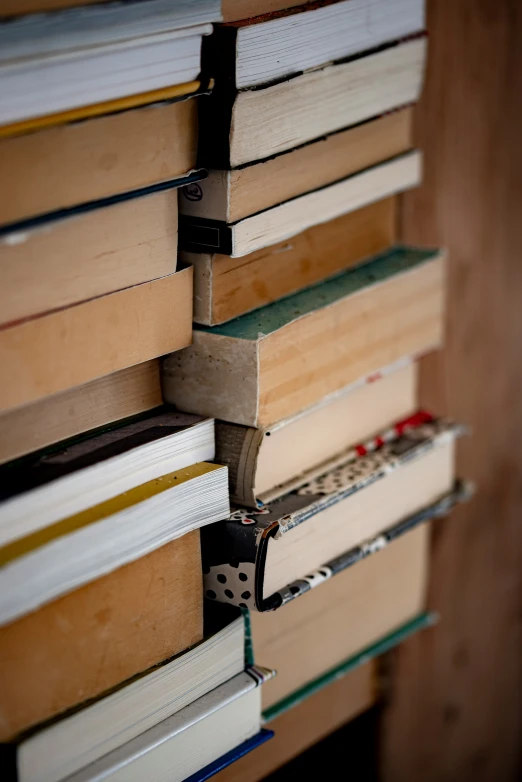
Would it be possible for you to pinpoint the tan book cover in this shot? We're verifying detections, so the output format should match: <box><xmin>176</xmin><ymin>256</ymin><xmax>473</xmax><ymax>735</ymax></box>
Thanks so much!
<box><xmin>0</xmin><ymin>531</ymin><xmax>203</xmax><ymax>741</ymax></box>
<box><xmin>0</xmin><ymin>188</ymin><xmax>179</xmax><ymax>325</ymax></box>
<box><xmin>0</xmin><ymin>361</ymin><xmax>162</xmax><ymax>466</ymax></box>
<box><xmin>188</xmin><ymin>198</ymin><xmax>396</xmax><ymax>326</ymax></box>
<box><xmin>251</xmin><ymin>524</ymin><xmax>428</xmax><ymax>709</ymax></box>
<box><xmin>0</xmin><ymin>266</ymin><xmax>193</xmax><ymax>414</ymax></box>
<box><xmin>0</xmin><ymin>96</ymin><xmax>197</xmax><ymax>226</ymax></box>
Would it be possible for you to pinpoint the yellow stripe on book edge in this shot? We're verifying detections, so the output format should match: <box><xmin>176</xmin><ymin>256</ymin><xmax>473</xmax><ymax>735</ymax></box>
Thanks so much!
<box><xmin>0</xmin><ymin>461</ymin><xmax>221</xmax><ymax>566</ymax></box>
<box><xmin>0</xmin><ymin>80</ymin><xmax>201</xmax><ymax>139</ymax></box>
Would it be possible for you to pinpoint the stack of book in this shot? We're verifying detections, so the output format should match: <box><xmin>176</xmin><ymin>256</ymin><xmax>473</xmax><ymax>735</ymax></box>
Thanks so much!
<box><xmin>0</xmin><ymin>2</ymin><xmax>272</xmax><ymax>781</ymax></box>
<box><xmin>0</xmin><ymin>0</ymin><xmax>470</xmax><ymax>780</ymax></box>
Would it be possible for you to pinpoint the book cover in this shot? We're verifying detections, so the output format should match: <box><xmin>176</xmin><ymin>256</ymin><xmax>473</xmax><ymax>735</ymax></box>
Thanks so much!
<box><xmin>202</xmin><ymin>415</ymin><xmax>471</xmax><ymax>611</ymax></box>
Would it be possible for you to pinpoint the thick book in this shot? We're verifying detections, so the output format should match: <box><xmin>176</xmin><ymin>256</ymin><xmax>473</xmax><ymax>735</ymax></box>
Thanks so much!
<box><xmin>0</xmin><ymin>0</ymin><xmax>220</xmax><ymax>126</ymax></box>
<box><xmin>180</xmin><ymin>150</ymin><xmax>420</xmax><ymax>256</ymax></box>
<box><xmin>203</xmin><ymin>415</ymin><xmax>467</xmax><ymax>612</ymax></box>
<box><xmin>180</xmin><ymin>109</ymin><xmax>412</xmax><ymax>225</ymax></box>
<box><xmin>161</xmin><ymin>247</ymin><xmax>445</xmax><ymax>427</ymax></box>
<box><xmin>0</xmin><ymin>533</ymin><xmax>205</xmax><ymax>742</ymax></box>
<box><xmin>5</xmin><ymin>608</ymin><xmax>247</xmax><ymax>782</ymax></box>
<box><xmin>54</xmin><ymin>672</ymin><xmax>270</xmax><ymax>782</ymax></box>
<box><xmin>211</xmin><ymin>0</ymin><xmax>424</xmax><ymax>89</ymax></box>
<box><xmin>199</xmin><ymin>36</ymin><xmax>426</xmax><ymax>167</ymax></box>
<box><xmin>0</xmin><ymin>173</ymin><xmax>203</xmax><ymax>324</ymax></box>
<box><xmin>0</xmin><ymin>411</ymin><xmax>215</xmax><ymax>548</ymax></box>
<box><xmin>215</xmin><ymin>359</ymin><xmax>418</xmax><ymax>506</ymax></box>
<box><xmin>0</xmin><ymin>461</ymin><xmax>229</xmax><ymax>624</ymax></box>
<box><xmin>0</xmin><ymin>362</ymin><xmax>163</xmax><ymax>466</ymax></box>
<box><xmin>0</xmin><ymin>92</ymin><xmax>198</xmax><ymax>225</ymax></box>
<box><xmin>188</xmin><ymin>198</ymin><xmax>397</xmax><ymax>326</ymax></box>
<box><xmin>252</xmin><ymin>524</ymin><xmax>431</xmax><ymax>710</ymax></box>
<box><xmin>0</xmin><ymin>265</ymin><xmax>192</xmax><ymax>413</ymax></box>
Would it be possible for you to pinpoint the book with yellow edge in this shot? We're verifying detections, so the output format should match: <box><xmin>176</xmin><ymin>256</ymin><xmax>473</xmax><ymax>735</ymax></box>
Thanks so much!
<box><xmin>0</xmin><ymin>461</ymin><xmax>229</xmax><ymax>625</ymax></box>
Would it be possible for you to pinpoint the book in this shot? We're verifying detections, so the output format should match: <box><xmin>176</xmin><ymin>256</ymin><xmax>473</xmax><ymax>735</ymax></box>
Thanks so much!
<box><xmin>0</xmin><ymin>362</ymin><xmax>162</xmax><ymax>466</ymax></box>
<box><xmin>211</xmin><ymin>0</ymin><xmax>424</xmax><ymax>89</ymax></box>
<box><xmin>161</xmin><ymin>247</ymin><xmax>445</xmax><ymax>427</ymax></box>
<box><xmin>0</xmin><ymin>93</ymin><xmax>198</xmax><ymax>225</ymax></box>
<box><xmin>57</xmin><ymin>672</ymin><xmax>270</xmax><ymax>782</ymax></box>
<box><xmin>180</xmin><ymin>150</ymin><xmax>421</xmax><ymax>256</ymax></box>
<box><xmin>0</xmin><ymin>82</ymin><xmax>201</xmax><ymax>140</ymax></box>
<box><xmin>0</xmin><ymin>181</ymin><xmax>188</xmax><ymax>325</ymax></box>
<box><xmin>0</xmin><ymin>1</ymin><xmax>306</xmax><ymax>21</ymax></box>
<box><xmin>180</xmin><ymin>109</ymin><xmax>412</xmax><ymax>225</ymax></box>
<box><xmin>0</xmin><ymin>461</ymin><xmax>229</xmax><ymax>625</ymax></box>
<box><xmin>0</xmin><ymin>411</ymin><xmax>215</xmax><ymax>548</ymax></box>
<box><xmin>215</xmin><ymin>360</ymin><xmax>417</xmax><ymax>506</ymax></box>
<box><xmin>251</xmin><ymin>524</ymin><xmax>430</xmax><ymax>710</ymax></box>
<box><xmin>0</xmin><ymin>0</ymin><xmax>107</xmax><ymax>15</ymax></box>
<box><xmin>188</xmin><ymin>198</ymin><xmax>397</xmax><ymax>326</ymax></box>
<box><xmin>199</xmin><ymin>36</ymin><xmax>426</xmax><ymax>167</ymax></box>
<box><xmin>213</xmin><ymin>658</ymin><xmax>376</xmax><ymax>782</ymax></box>
<box><xmin>9</xmin><ymin>608</ymin><xmax>247</xmax><ymax>782</ymax></box>
<box><xmin>0</xmin><ymin>265</ymin><xmax>192</xmax><ymax>413</ymax></box>
<box><xmin>0</xmin><ymin>0</ymin><xmax>221</xmax><ymax>126</ymax></box>
<box><xmin>202</xmin><ymin>416</ymin><xmax>465</xmax><ymax>611</ymax></box>
<box><xmin>0</xmin><ymin>533</ymin><xmax>204</xmax><ymax>741</ymax></box>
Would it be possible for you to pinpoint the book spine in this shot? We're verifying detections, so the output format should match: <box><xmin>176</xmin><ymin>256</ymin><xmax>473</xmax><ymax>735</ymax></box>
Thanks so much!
<box><xmin>198</xmin><ymin>26</ymin><xmax>238</xmax><ymax>169</ymax></box>
<box><xmin>215</xmin><ymin>422</ymin><xmax>264</xmax><ymax>507</ymax></box>
<box><xmin>201</xmin><ymin>515</ymin><xmax>276</xmax><ymax>611</ymax></box>
<box><xmin>179</xmin><ymin>215</ymin><xmax>233</xmax><ymax>255</ymax></box>
<box><xmin>263</xmin><ymin>481</ymin><xmax>472</xmax><ymax>611</ymax></box>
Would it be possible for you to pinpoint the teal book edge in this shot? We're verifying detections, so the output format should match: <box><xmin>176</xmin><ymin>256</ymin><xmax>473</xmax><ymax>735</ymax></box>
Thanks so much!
<box><xmin>194</xmin><ymin>246</ymin><xmax>440</xmax><ymax>341</ymax></box>
<box><xmin>262</xmin><ymin>611</ymin><xmax>437</xmax><ymax>723</ymax></box>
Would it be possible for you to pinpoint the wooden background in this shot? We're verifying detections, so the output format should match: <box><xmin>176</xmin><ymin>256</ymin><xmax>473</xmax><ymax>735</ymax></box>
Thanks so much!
<box><xmin>380</xmin><ymin>1</ymin><xmax>522</xmax><ymax>780</ymax></box>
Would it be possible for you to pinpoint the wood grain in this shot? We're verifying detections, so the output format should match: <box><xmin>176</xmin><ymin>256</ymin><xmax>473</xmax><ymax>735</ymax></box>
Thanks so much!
<box><xmin>214</xmin><ymin>664</ymin><xmax>376</xmax><ymax>782</ymax></box>
<box><xmin>380</xmin><ymin>1</ymin><xmax>522</xmax><ymax>780</ymax></box>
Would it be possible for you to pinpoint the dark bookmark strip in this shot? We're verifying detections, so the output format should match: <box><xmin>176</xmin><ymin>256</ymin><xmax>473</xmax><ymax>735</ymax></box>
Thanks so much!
<box><xmin>0</xmin><ymin>170</ymin><xmax>208</xmax><ymax>238</ymax></box>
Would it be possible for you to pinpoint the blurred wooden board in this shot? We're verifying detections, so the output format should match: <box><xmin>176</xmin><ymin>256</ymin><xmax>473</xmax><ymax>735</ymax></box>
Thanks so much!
<box><xmin>380</xmin><ymin>1</ymin><xmax>522</xmax><ymax>781</ymax></box>
<box><xmin>215</xmin><ymin>663</ymin><xmax>376</xmax><ymax>782</ymax></box>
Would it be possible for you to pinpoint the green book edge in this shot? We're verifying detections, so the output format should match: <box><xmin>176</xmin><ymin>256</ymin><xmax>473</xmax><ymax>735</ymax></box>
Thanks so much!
<box><xmin>262</xmin><ymin>611</ymin><xmax>437</xmax><ymax>723</ymax></box>
<box><xmin>195</xmin><ymin>246</ymin><xmax>439</xmax><ymax>341</ymax></box>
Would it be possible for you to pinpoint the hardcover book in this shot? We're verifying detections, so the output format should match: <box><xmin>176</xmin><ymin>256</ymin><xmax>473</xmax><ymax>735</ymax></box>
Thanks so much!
<box><xmin>162</xmin><ymin>247</ymin><xmax>445</xmax><ymax>427</ymax></box>
<box><xmin>4</xmin><ymin>607</ymin><xmax>249</xmax><ymax>782</ymax></box>
<box><xmin>202</xmin><ymin>415</ymin><xmax>468</xmax><ymax>611</ymax></box>
<box><xmin>215</xmin><ymin>359</ymin><xmax>418</xmax><ymax>506</ymax></box>
<box><xmin>251</xmin><ymin>524</ymin><xmax>432</xmax><ymax>709</ymax></box>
